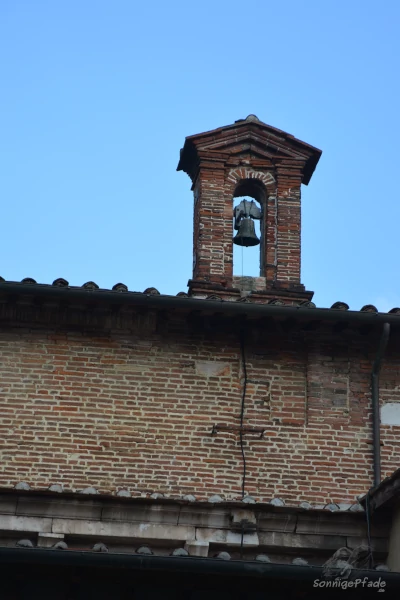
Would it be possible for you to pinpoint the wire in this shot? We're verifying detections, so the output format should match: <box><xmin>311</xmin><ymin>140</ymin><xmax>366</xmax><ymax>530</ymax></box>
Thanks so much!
<box><xmin>241</xmin><ymin>198</ymin><xmax>246</xmax><ymax>289</ymax></box>
<box><xmin>239</xmin><ymin>327</ymin><xmax>248</xmax><ymax>499</ymax></box>
<box><xmin>241</xmin><ymin>243</ymin><xmax>243</xmax><ymax>288</ymax></box>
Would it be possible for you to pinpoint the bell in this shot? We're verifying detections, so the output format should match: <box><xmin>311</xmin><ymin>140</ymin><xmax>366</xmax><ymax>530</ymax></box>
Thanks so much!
<box><xmin>233</xmin><ymin>218</ymin><xmax>260</xmax><ymax>247</ymax></box>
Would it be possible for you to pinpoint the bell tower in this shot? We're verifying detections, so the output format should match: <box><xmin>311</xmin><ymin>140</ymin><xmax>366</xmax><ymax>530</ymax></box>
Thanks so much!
<box><xmin>177</xmin><ymin>115</ymin><xmax>322</xmax><ymax>304</ymax></box>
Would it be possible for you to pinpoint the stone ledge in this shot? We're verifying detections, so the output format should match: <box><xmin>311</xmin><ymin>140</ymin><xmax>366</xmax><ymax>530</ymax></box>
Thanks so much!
<box><xmin>51</xmin><ymin>519</ymin><xmax>195</xmax><ymax>542</ymax></box>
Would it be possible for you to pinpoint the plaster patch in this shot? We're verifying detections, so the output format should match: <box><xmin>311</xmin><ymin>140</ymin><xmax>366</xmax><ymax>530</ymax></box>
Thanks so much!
<box><xmin>195</xmin><ymin>361</ymin><xmax>230</xmax><ymax>377</ymax></box>
<box><xmin>381</xmin><ymin>402</ymin><xmax>400</xmax><ymax>426</ymax></box>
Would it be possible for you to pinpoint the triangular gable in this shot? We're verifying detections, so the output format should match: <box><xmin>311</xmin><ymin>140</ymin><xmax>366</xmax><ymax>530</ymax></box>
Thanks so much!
<box><xmin>177</xmin><ymin>115</ymin><xmax>322</xmax><ymax>185</ymax></box>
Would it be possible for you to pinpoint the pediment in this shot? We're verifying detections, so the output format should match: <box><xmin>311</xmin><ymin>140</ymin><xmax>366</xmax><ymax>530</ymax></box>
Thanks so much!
<box><xmin>177</xmin><ymin>115</ymin><xmax>322</xmax><ymax>185</ymax></box>
<box><xmin>196</xmin><ymin>127</ymin><xmax>309</xmax><ymax>160</ymax></box>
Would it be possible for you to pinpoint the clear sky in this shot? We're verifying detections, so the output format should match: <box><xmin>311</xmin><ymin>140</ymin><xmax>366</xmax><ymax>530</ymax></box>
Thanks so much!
<box><xmin>1</xmin><ymin>0</ymin><xmax>399</xmax><ymax>311</ymax></box>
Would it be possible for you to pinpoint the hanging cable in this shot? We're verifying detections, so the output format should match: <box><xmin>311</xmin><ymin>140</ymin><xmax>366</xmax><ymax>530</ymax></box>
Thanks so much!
<box><xmin>239</xmin><ymin>327</ymin><xmax>248</xmax><ymax>498</ymax></box>
<box><xmin>241</xmin><ymin>243</ymin><xmax>244</xmax><ymax>291</ymax></box>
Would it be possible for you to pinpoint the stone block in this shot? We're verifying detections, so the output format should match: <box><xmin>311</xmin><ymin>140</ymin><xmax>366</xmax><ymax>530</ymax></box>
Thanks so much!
<box><xmin>258</xmin><ymin>531</ymin><xmax>346</xmax><ymax>551</ymax></box>
<box><xmin>102</xmin><ymin>504</ymin><xmax>180</xmax><ymax>525</ymax></box>
<box><xmin>178</xmin><ymin>507</ymin><xmax>229</xmax><ymax>529</ymax></box>
<box><xmin>0</xmin><ymin>495</ymin><xmax>17</xmax><ymax>515</ymax></box>
<box><xmin>195</xmin><ymin>527</ymin><xmax>259</xmax><ymax>546</ymax></box>
<box><xmin>52</xmin><ymin>518</ymin><xmax>195</xmax><ymax>541</ymax></box>
<box><xmin>226</xmin><ymin>531</ymin><xmax>259</xmax><ymax>546</ymax></box>
<box><xmin>257</xmin><ymin>512</ymin><xmax>297</xmax><ymax>533</ymax></box>
<box><xmin>0</xmin><ymin>515</ymin><xmax>52</xmax><ymax>533</ymax></box>
<box><xmin>296</xmin><ymin>514</ymin><xmax>366</xmax><ymax>537</ymax></box>
<box><xmin>195</xmin><ymin>527</ymin><xmax>227</xmax><ymax>543</ymax></box>
<box><xmin>231</xmin><ymin>509</ymin><xmax>257</xmax><ymax>527</ymax></box>
<box><xmin>16</xmin><ymin>497</ymin><xmax>102</xmax><ymax>520</ymax></box>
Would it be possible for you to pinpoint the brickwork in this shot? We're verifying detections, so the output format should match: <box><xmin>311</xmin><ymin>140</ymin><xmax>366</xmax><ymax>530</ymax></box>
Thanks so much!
<box><xmin>379</xmin><ymin>346</ymin><xmax>400</xmax><ymax>477</ymax></box>
<box><xmin>192</xmin><ymin>162</ymin><xmax>302</xmax><ymax>292</ymax></box>
<box><xmin>2</xmin><ymin>119</ymin><xmax>398</xmax><ymax>530</ymax></box>
<box><xmin>192</xmin><ymin>168</ymin><xmax>227</xmax><ymax>282</ymax></box>
<box><xmin>178</xmin><ymin>116</ymin><xmax>321</xmax><ymax>302</ymax></box>
<box><xmin>1</xmin><ymin>321</ymin><xmax>399</xmax><ymax>506</ymax></box>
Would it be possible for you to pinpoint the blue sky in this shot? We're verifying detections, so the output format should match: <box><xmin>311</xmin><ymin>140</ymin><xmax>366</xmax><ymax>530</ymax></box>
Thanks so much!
<box><xmin>1</xmin><ymin>0</ymin><xmax>399</xmax><ymax>311</ymax></box>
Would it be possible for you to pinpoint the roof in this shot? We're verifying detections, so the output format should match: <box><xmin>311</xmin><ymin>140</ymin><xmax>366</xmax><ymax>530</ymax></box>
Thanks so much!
<box><xmin>362</xmin><ymin>468</ymin><xmax>400</xmax><ymax>514</ymax></box>
<box><xmin>1</xmin><ymin>277</ymin><xmax>400</xmax><ymax>329</ymax></box>
<box><xmin>2</xmin><ymin>547</ymin><xmax>397</xmax><ymax>585</ymax></box>
<box><xmin>3</xmin><ymin>480</ymin><xmax>366</xmax><ymax>513</ymax></box>
<box><xmin>177</xmin><ymin>114</ymin><xmax>322</xmax><ymax>185</ymax></box>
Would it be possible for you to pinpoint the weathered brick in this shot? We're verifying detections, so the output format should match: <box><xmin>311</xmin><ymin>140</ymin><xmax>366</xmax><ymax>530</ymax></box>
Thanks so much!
<box><xmin>0</xmin><ymin>324</ymin><xmax>398</xmax><ymax>506</ymax></box>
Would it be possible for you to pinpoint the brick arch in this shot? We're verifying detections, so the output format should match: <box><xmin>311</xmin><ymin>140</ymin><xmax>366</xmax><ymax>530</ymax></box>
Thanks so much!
<box><xmin>226</xmin><ymin>168</ymin><xmax>277</xmax><ymax>281</ymax></box>
<box><xmin>226</xmin><ymin>168</ymin><xmax>276</xmax><ymax>198</ymax></box>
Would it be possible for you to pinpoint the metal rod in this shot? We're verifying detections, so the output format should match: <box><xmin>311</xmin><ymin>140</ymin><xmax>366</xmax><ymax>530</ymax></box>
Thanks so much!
<box><xmin>212</xmin><ymin>424</ymin><xmax>265</xmax><ymax>435</ymax></box>
<box><xmin>371</xmin><ymin>323</ymin><xmax>391</xmax><ymax>487</ymax></box>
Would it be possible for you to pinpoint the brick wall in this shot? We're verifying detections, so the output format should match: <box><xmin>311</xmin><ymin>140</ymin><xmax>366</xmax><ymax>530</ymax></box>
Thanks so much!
<box><xmin>1</xmin><ymin>319</ymin><xmax>399</xmax><ymax>505</ymax></box>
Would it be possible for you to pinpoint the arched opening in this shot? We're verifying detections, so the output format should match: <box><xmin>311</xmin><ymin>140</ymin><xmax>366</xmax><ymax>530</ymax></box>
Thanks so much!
<box><xmin>232</xmin><ymin>179</ymin><xmax>267</xmax><ymax>279</ymax></box>
<box><xmin>233</xmin><ymin>196</ymin><xmax>262</xmax><ymax>276</ymax></box>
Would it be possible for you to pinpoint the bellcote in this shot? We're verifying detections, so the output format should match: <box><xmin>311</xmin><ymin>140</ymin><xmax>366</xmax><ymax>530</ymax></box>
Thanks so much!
<box><xmin>177</xmin><ymin>115</ymin><xmax>322</xmax><ymax>304</ymax></box>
